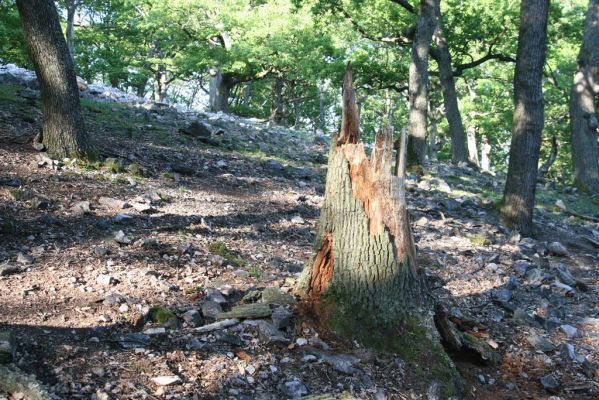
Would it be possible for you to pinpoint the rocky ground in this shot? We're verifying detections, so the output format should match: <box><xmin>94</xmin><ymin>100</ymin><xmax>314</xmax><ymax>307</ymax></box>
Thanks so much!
<box><xmin>0</xmin><ymin>70</ymin><xmax>598</xmax><ymax>399</ymax></box>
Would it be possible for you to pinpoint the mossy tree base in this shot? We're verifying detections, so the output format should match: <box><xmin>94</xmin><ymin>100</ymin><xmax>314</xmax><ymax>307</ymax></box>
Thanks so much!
<box><xmin>298</xmin><ymin>64</ymin><xmax>462</xmax><ymax>398</ymax></box>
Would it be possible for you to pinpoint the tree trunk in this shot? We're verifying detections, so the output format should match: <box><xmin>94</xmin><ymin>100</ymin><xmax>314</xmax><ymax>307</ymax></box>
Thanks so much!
<box><xmin>243</xmin><ymin>81</ymin><xmax>251</xmax><ymax>106</ymax></box>
<box><xmin>209</xmin><ymin>69</ymin><xmax>232</xmax><ymax>112</ymax></box>
<box><xmin>269</xmin><ymin>77</ymin><xmax>285</xmax><ymax>124</ymax></box>
<box><xmin>407</xmin><ymin>0</ymin><xmax>437</xmax><ymax>170</ymax></box>
<box><xmin>298</xmin><ymin>64</ymin><xmax>460</xmax><ymax>397</ymax></box>
<box><xmin>500</xmin><ymin>0</ymin><xmax>549</xmax><ymax>235</ymax></box>
<box><xmin>16</xmin><ymin>0</ymin><xmax>88</xmax><ymax>159</ymax></box>
<box><xmin>431</xmin><ymin>1</ymin><xmax>468</xmax><ymax>165</ymax></box>
<box><xmin>136</xmin><ymin>77</ymin><xmax>149</xmax><ymax>98</ymax></box>
<box><xmin>570</xmin><ymin>0</ymin><xmax>599</xmax><ymax>195</ymax></box>
<box><xmin>466</xmin><ymin>125</ymin><xmax>479</xmax><ymax>167</ymax></box>
<box><xmin>153</xmin><ymin>65</ymin><xmax>167</xmax><ymax>102</ymax></box>
<box><xmin>65</xmin><ymin>0</ymin><xmax>76</xmax><ymax>60</ymax></box>
<box><xmin>539</xmin><ymin>136</ymin><xmax>558</xmax><ymax>178</ymax></box>
<box><xmin>319</xmin><ymin>83</ymin><xmax>326</xmax><ymax>130</ymax></box>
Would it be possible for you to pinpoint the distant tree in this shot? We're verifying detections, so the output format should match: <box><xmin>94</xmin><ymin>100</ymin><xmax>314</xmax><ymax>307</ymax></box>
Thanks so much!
<box><xmin>569</xmin><ymin>0</ymin><xmax>599</xmax><ymax>195</ymax></box>
<box><xmin>16</xmin><ymin>0</ymin><xmax>88</xmax><ymax>158</ymax></box>
<box><xmin>500</xmin><ymin>0</ymin><xmax>550</xmax><ymax>235</ymax></box>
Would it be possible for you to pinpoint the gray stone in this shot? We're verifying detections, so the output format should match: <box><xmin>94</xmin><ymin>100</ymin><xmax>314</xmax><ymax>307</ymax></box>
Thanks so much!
<box><xmin>182</xmin><ymin>309</ymin><xmax>203</xmax><ymax>327</ymax></box>
<box><xmin>151</xmin><ymin>375</ymin><xmax>181</xmax><ymax>386</ymax></box>
<box><xmin>559</xmin><ymin>324</ymin><xmax>578</xmax><ymax>339</ymax></box>
<box><xmin>179</xmin><ymin>121</ymin><xmax>212</xmax><ymax>138</ymax></box>
<box><xmin>206</xmin><ymin>288</ymin><xmax>228</xmax><ymax>305</ymax></box>
<box><xmin>0</xmin><ymin>264</ymin><xmax>20</xmax><ymax>276</ymax></box>
<box><xmin>99</xmin><ymin>197</ymin><xmax>127</xmax><ymax>209</ymax></box>
<box><xmin>143</xmin><ymin>327</ymin><xmax>166</xmax><ymax>335</ymax></box>
<box><xmin>261</xmin><ymin>286</ymin><xmax>296</xmax><ymax>305</ymax></box>
<box><xmin>0</xmin><ymin>331</ymin><xmax>16</xmax><ymax>364</ymax></box>
<box><xmin>96</xmin><ymin>274</ymin><xmax>116</xmax><ymax>286</ymax></box>
<box><xmin>114</xmin><ymin>230</ymin><xmax>131</xmax><ymax>245</ymax></box>
<box><xmin>278</xmin><ymin>380</ymin><xmax>308</xmax><ymax>398</ymax></box>
<box><xmin>16</xmin><ymin>252</ymin><xmax>33</xmax><ymax>265</ymax></box>
<box><xmin>551</xmin><ymin>281</ymin><xmax>574</xmax><ymax>295</ymax></box>
<box><xmin>556</xmin><ymin>265</ymin><xmax>575</xmax><ymax>286</ymax></box>
<box><xmin>547</xmin><ymin>242</ymin><xmax>568</xmax><ymax>256</ymax></box>
<box><xmin>512</xmin><ymin>260</ymin><xmax>530</xmax><ymax>276</ymax></box>
<box><xmin>255</xmin><ymin>320</ymin><xmax>290</xmax><ymax>344</ymax></box>
<box><xmin>72</xmin><ymin>201</ymin><xmax>92</xmax><ymax>215</ymax></box>
<box><xmin>493</xmin><ymin>288</ymin><xmax>512</xmax><ymax>302</ymax></box>
<box><xmin>271</xmin><ymin>306</ymin><xmax>292</xmax><ymax>329</ymax></box>
<box><xmin>559</xmin><ymin>343</ymin><xmax>576</xmax><ymax>360</ymax></box>
<box><xmin>525</xmin><ymin>268</ymin><xmax>544</xmax><ymax>286</ymax></box>
<box><xmin>527</xmin><ymin>335</ymin><xmax>556</xmax><ymax>352</ymax></box>
<box><xmin>201</xmin><ymin>301</ymin><xmax>223</xmax><ymax>319</ymax></box>
<box><xmin>539</xmin><ymin>374</ymin><xmax>560</xmax><ymax>393</ymax></box>
<box><xmin>233</xmin><ymin>269</ymin><xmax>250</xmax><ymax>278</ymax></box>
<box><xmin>115</xmin><ymin>213</ymin><xmax>133</xmax><ymax>223</ymax></box>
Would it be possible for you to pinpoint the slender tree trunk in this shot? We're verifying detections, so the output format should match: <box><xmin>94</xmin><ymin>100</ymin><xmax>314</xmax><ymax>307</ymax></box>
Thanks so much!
<box><xmin>431</xmin><ymin>1</ymin><xmax>468</xmax><ymax>165</ymax></box>
<box><xmin>407</xmin><ymin>0</ymin><xmax>437</xmax><ymax>169</ymax></box>
<box><xmin>299</xmin><ymin>65</ymin><xmax>460</xmax><ymax>396</ymax></box>
<box><xmin>16</xmin><ymin>0</ymin><xmax>88</xmax><ymax>159</ymax></box>
<box><xmin>467</xmin><ymin>125</ymin><xmax>480</xmax><ymax>167</ymax></box>
<box><xmin>501</xmin><ymin>0</ymin><xmax>549</xmax><ymax>235</ymax></box>
<box><xmin>570</xmin><ymin>0</ymin><xmax>599</xmax><ymax>195</ymax></box>
<box><xmin>136</xmin><ymin>77</ymin><xmax>149</xmax><ymax>98</ymax></box>
<box><xmin>65</xmin><ymin>0</ymin><xmax>76</xmax><ymax>61</ymax></box>
<box><xmin>153</xmin><ymin>65</ymin><xmax>167</xmax><ymax>102</ymax></box>
<box><xmin>319</xmin><ymin>84</ymin><xmax>326</xmax><ymax>130</ymax></box>
<box><xmin>243</xmin><ymin>82</ymin><xmax>251</xmax><ymax>106</ymax></box>
<box><xmin>539</xmin><ymin>136</ymin><xmax>558</xmax><ymax>178</ymax></box>
<box><xmin>269</xmin><ymin>77</ymin><xmax>285</xmax><ymax>124</ymax></box>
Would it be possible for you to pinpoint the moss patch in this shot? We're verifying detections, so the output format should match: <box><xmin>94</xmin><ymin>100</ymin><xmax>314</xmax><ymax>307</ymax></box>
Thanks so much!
<box><xmin>147</xmin><ymin>306</ymin><xmax>178</xmax><ymax>328</ymax></box>
<box><xmin>208</xmin><ymin>241</ymin><xmax>246</xmax><ymax>267</ymax></box>
<box><xmin>326</xmin><ymin>310</ymin><xmax>462</xmax><ymax>398</ymax></box>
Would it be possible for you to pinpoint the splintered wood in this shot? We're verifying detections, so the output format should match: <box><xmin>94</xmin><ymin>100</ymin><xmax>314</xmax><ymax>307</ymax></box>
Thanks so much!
<box><xmin>308</xmin><ymin>232</ymin><xmax>334</xmax><ymax>299</ymax></box>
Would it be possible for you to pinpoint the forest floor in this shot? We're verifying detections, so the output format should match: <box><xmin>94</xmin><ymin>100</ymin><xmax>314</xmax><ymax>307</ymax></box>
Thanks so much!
<box><xmin>0</xmin><ymin>77</ymin><xmax>598</xmax><ymax>400</ymax></box>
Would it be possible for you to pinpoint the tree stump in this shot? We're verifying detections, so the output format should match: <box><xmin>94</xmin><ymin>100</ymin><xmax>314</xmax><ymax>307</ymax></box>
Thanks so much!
<box><xmin>298</xmin><ymin>64</ymin><xmax>461</xmax><ymax>397</ymax></box>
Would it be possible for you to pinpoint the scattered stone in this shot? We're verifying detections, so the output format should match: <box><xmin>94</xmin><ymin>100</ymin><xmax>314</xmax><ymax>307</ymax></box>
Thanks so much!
<box><xmin>539</xmin><ymin>374</ymin><xmax>560</xmax><ymax>394</ymax></box>
<box><xmin>179</xmin><ymin>121</ymin><xmax>212</xmax><ymax>138</ymax></box>
<box><xmin>233</xmin><ymin>269</ymin><xmax>250</xmax><ymax>278</ymax></box>
<box><xmin>0</xmin><ymin>264</ymin><xmax>20</xmax><ymax>276</ymax></box>
<box><xmin>98</xmin><ymin>197</ymin><xmax>127</xmax><ymax>209</ymax></box>
<box><xmin>547</xmin><ymin>242</ymin><xmax>568</xmax><ymax>257</ymax></box>
<box><xmin>119</xmin><ymin>303</ymin><xmax>129</xmax><ymax>313</ymax></box>
<box><xmin>96</xmin><ymin>274</ymin><xmax>117</xmax><ymax>286</ymax></box>
<box><xmin>16</xmin><ymin>252</ymin><xmax>33</xmax><ymax>265</ymax></box>
<box><xmin>296</xmin><ymin>338</ymin><xmax>308</xmax><ymax>346</ymax></box>
<box><xmin>98</xmin><ymin>314</ymin><xmax>112</xmax><ymax>323</ymax></box>
<box><xmin>551</xmin><ymin>281</ymin><xmax>574</xmax><ymax>295</ymax></box>
<box><xmin>527</xmin><ymin>335</ymin><xmax>556</xmax><ymax>352</ymax></box>
<box><xmin>206</xmin><ymin>288</ymin><xmax>228</xmax><ymax>305</ymax></box>
<box><xmin>271</xmin><ymin>306</ymin><xmax>292</xmax><ymax>329</ymax></box>
<box><xmin>525</xmin><ymin>268</ymin><xmax>544</xmax><ymax>286</ymax></box>
<box><xmin>114</xmin><ymin>213</ymin><xmax>133</xmax><ymax>223</ymax></box>
<box><xmin>115</xmin><ymin>333</ymin><xmax>150</xmax><ymax>349</ymax></box>
<box><xmin>0</xmin><ymin>331</ymin><xmax>16</xmax><ymax>363</ymax></box>
<box><xmin>72</xmin><ymin>201</ymin><xmax>92</xmax><ymax>215</ymax></box>
<box><xmin>143</xmin><ymin>327</ymin><xmax>166</xmax><ymax>335</ymax></box>
<box><xmin>217</xmin><ymin>303</ymin><xmax>272</xmax><ymax>320</ymax></box>
<box><xmin>291</xmin><ymin>215</ymin><xmax>304</xmax><ymax>224</ymax></box>
<box><xmin>114</xmin><ymin>230</ymin><xmax>131</xmax><ymax>245</ymax></box>
<box><xmin>194</xmin><ymin>319</ymin><xmax>239</xmax><ymax>333</ymax></box>
<box><xmin>559</xmin><ymin>324</ymin><xmax>578</xmax><ymax>339</ymax></box>
<box><xmin>182</xmin><ymin>309</ymin><xmax>203</xmax><ymax>327</ymax></box>
<box><xmin>278</xmin><ymin>380</ymin><xmax>308</xmax><ymax>398</ymax></box>
<box><xmin>200</xmin><ymin>301</ymin><xmax>223</xmax><ymax>320</ymax></box>
<box><xmin>512</xmin><ymin>260</ymin><xmax>530</xmax><ymax>276</ymax></box>
<box><xmin>151</xmin><ymin>376</ymin><xmax>181</xmax><ymax>386</ymax></box>
<box><xmin>254</xmin><ymin>320</ymin><xmax>290</xmax><ymax>344</ymax></box>
<box><xmin>306</xmin><ymin>349</ymin><xmax>360</xmax><ymax>374</ymax></box>
<box><xmin>93</xmin><ymin>246</ymin><xmax>111</xmax><ymax>256</ymax></box>
<box><xmin>261</xmin><ymin>286</ymin><xmax>296</xmax><ymax>305</ymax></box>
<box><xmin>91</xmin><ymin>367</ymin><xmax>105</xmax><ymax>377</ymax></box>
<box><xmin>559</xmin><ymin>343</ymin><xmax>576</xmax><ymax>360</ymax></box>
<box><xmin>132</xmin><ymin>202</ymin><xmax>155</xmax><ymax>213</ymax></box>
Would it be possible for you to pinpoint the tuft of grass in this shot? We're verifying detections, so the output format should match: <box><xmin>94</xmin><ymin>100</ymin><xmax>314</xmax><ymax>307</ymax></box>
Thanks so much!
<box><xmin>208</xmin><ymin>241</ymin><xmax>246</xmax><ymax>267</ymax></box>
<box><xmin>103</xmin><ymin>157</ymin><xmax>124</xmax><ymax>173</ymax></box>
<box><xmin>469</xmin><ymin>234</ymin><xmax>490</xmax><ymax>246</ymax></box>
<box><xmin>249</xmin><ymin>264</ymin><xmax>262</xmax><ymax>278</ymax></box>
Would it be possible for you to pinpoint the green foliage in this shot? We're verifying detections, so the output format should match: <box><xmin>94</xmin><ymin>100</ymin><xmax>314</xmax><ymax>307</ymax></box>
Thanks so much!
<box><xmin>147</xmin><ymin>306</ymin><xmax>178</xmax><ymax>328</ymax></box>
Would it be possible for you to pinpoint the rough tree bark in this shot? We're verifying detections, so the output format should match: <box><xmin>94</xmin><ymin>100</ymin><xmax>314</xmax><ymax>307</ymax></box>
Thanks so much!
<box><xmin>539</xmin><ymin>136</ymin><xmax>558</xmax><ymax>179</ymax></box>
<box><xmin>570</xmin><ymin>0</ymin><xmax>599</xmax><ymax>195</ymax></box>
<box><xmin>209</xmin><ymin>70</ymin><xmax>236</xmax><ymax>112</ymax></box>
<box><xmin>407</xmin><ymin>0</ymin><xmax>437</xmax><ymax>169</ymax></box>
<box><xmin>500</xmin><ymin>0</ymin><xmax>549</xmax><ymax>235</ymax></box>
<box><xmin>16</xmin><ymin>0</ymin><xmax>88</xmax><ymax>159</ymax></box>
<box><xmin>299</xmin><ymin>64</ymin><xmax>460</xmax><ymax>397</ymax></box>
<box><xmin>430</xmin><ymin>0</ymin><xmax>468</xmax><ymax>165</ymax></box>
